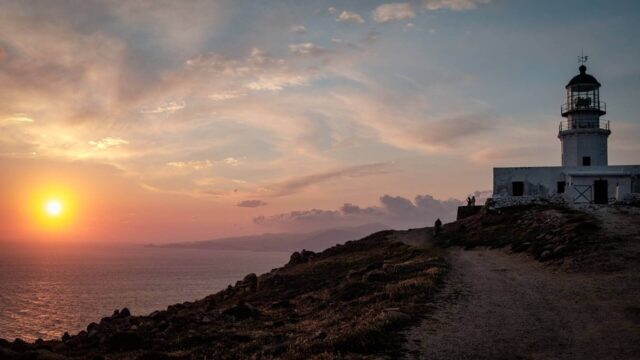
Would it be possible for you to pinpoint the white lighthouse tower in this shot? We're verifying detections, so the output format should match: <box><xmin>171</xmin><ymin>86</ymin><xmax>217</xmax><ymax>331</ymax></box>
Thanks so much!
<box><xmin>559</xmin><ymin>64</ymin><xmax>610</xmax><ymax>167</ymax></box>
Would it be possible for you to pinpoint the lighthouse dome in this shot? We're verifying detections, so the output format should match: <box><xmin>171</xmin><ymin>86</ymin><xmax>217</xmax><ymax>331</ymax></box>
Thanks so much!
<box><xmin>566</xmin><ymin>65</ymin><xmax>601</xmax><ymax>89</ymax></box>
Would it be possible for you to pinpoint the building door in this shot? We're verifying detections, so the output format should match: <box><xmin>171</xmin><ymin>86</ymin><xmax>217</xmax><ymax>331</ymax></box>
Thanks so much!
<box><xmin>593</xmin><ymin>180</ymin><xmax>608</xmax><ymax>204</ymax></box>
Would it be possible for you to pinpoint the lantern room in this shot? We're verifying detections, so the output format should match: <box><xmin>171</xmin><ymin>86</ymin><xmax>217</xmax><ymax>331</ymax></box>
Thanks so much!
<box><xmin>561</xmin><ymin>65</ymin><xmax>606</xmax><ymax>118</ymax></box>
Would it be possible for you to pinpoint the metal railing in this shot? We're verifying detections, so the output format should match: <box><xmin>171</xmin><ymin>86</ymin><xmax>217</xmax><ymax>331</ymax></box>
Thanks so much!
<box><xmin>561</xmin><ymin>101</ymin><xmax>606</xmax><ymax>115</ymax></box>
<box><xmin>559</xmin><ymin>119</ymin><xmax>610</xmax><ymax>132</ymax></box>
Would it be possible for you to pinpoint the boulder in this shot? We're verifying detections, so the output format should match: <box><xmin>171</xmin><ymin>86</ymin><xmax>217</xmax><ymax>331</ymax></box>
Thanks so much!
<box><xmin>107</xmin><ymin>332</ymin><xmax>143</xmax><ymax>352</ymax></box>
<box><xmin>288</xmin><ymin>249</ymin><xmax>315</xmax><ymax>266</ymax></box>
<box><xmin>222</xmin><ymin>302</ymin><xmax>260</xmax><ymax>320</ymax></box>
<box><xmin>362</xmin><ymin>270</ymin><xmax>386</xmax><ymax>282</ymax></box>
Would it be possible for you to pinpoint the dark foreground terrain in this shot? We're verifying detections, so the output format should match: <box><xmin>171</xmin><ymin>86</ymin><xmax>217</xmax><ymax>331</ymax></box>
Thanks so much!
<box><xmin>2</xmin><ymin>204</ymin><xmax>639</xmax><ymax>360</ymax></box>
<box><xmin>402</xmin><ymin>204</ymin><xmax>640</xmax><ymax>360</ymax></box>
<box><xmin>0</xmin><ymin>232</ymin><xmax>446</xmax><ymax>360</ymax></box>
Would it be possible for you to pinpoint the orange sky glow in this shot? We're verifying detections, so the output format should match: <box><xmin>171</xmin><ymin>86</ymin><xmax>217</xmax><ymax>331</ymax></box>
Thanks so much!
<box><xmin>1</xmin><ymin>1</ymin><xmax>639</xmax><ymax>244</ymax></box>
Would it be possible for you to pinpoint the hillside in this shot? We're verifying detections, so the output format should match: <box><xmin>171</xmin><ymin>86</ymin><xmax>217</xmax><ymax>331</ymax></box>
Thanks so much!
<box><xmin>2</xmin><ymin>204</ymin><xmax>639</xmax><ymax>359</ymax></box>
<box><xmin>0</xmin><ymin>231</ymin><xmax>445</xmax><ymax>360</ymax></box>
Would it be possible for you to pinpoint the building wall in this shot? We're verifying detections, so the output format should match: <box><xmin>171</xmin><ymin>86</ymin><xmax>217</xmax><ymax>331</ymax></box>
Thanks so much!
<box><xmin>493</xmin><ymin>167</ymin><xmax>565</xmax><ymax>197</ymax></box>
<box><xmin>560</xmin><ymin>130</ymin><xmax>609</xmax><ymax>166</ymax></box>
<box><xmin>493</xmin><ymin>165</ymin><xmax>640</xmax><ymax>204</ymax></box>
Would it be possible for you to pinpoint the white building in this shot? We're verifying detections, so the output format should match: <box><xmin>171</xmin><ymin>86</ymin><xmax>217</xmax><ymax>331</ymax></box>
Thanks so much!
<box><xmin>493</xmin><ymin>64</ymin><xmax>640</xmax><ymax>204</ymax></box>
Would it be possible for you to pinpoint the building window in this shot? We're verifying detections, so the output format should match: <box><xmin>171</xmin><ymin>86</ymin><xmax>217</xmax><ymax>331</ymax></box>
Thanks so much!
<box><xmin>557</xmin><ymin>181</ymin><xmax>566</xmax><ymax>194</ymax></box>
<box><xmin>512</xmin><ymin>181</ymin><xmax>524</xmax><ymax>196</ymax></box>
<box><xmin>582</xmin><ymin>156</ymin><xmax>591</xmax><ymax>166</ymax></box>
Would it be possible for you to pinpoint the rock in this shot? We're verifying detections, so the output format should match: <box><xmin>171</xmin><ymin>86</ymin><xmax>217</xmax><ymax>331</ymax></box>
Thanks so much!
<box><xmin>200</xmin><ymin>316</ymin><xmax>212</xmax><ymax>324</ymax></box>
<box><xmin>120</xmin><ymin>307</ymin><xmax>131</xmax><ymax>317</ymax></box>
<box><xmin>382</xmin><ymin>309</ymin><xmax>411</xmax><ymax>325</ymax></box>
<box><xmin>362</xmin><ymin>269</ymin><xmax>386</xmax><ymax>282</ymax></box>
<box><xmin>222</xmin><ymin>302</ymin><xmax>260</xmax><ymax>320</ymax></box>
<box><xmin>314</xmin><ymin>330</ymin><xmax>327</xmax><ymax>340</ymax></box>
<box><xmin>61</xmin><ymin>333</ymin><xmax>70</xmax><ymax>342</ymax></box>
<box><xmin>553</xmin><ymin>245</ymin><xmax>567</xmax><ymax>256</ymax></box>
<box><xmin>540</xmin><ymin>250</ymin><xmax>553</xmax><ymax>261</ymax></box>
<box><xmin>425</xmin><ymin>267</ymin><xmax>441</xmax><ymax>276</ymax></box>
<box><xmin>271</xmin><ymin>300</ymin><xmax>294</xmax><ymax>309</ymax></box>
<box><xmin>112</xmin><ymin>309</ymin><xmax>120</xmax><ymax>317</ymax></box>
<box><xmin>136</xmin><ymin>351</ymin><xmax>172</xmax><ymax>360</ymax></box>
<box><xmin>108</xmin><ymin>332</ymin><xmax>143</xmax><ymax>352</ymax></box>
<box><xmin>86</xmin><ymin>322</ymin><xmax>99</xmax><ymax>332</ymax></box>
<box><xmin>11</xmin><ymin>338</ymin><xmax>29</xmax><ymax>352</ymax></box>
<box><xmin>288</xmin><ymin>249</ymin><xmax>315</xmax><ymax>266</ymax></box>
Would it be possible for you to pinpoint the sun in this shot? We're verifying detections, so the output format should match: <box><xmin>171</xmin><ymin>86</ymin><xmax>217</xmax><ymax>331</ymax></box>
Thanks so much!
<box><xmin>45</xmin><ymin>199</ymin><xmax>64</xmax><ymax>217</ymax></box>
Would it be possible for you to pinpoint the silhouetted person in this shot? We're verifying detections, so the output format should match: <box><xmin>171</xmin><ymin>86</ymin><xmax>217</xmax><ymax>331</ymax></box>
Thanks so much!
<box><xmin>466</xmin><ymin>196</ymin><xmax>471</xmax><ymax>206</ymax></box>
<box><xmin>471</xmin><ymin>195</ymin><xmax>476</xmax><ymax>206</ymax></box>
<box><xmin>434</xmin><ymin>218</ymin><xmax>442</xmax><ymax>236</ymax></box>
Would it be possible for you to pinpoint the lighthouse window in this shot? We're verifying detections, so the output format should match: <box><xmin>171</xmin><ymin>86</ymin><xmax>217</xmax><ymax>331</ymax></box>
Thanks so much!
<box><xmin>557</xmin><ymin>181</ymin><xmax>566</xmax><ymax>194</ymax></box>
<box><xmin>512</xmin><ymin>181</ymin><xmax>524</xmax><ymax>196</ymax></box>
<box><xmin>582</xmin><ymin>156</ymin><xmax>591</xmax><ymax>166</ymax></box>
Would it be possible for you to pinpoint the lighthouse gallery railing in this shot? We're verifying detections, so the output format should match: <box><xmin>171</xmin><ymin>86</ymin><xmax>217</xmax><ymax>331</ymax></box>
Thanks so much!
<box><xmin>558</xmin><ymin>119</ymin><xmax>610</xmax><ymax>132</ymax></box>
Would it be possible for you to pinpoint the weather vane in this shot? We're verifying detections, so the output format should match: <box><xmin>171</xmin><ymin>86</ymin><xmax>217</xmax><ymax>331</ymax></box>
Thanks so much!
<box><xmin>578</xmin><ymin>48</ymin><xmax>588</xmax><ymax>65</ymax></box>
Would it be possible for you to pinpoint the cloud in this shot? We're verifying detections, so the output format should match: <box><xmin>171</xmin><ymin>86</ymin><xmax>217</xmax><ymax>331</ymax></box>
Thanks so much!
<box><xmin>140</xmin><ymin>101</ymin><xmax>186</xmax><ymax>114</ymax></box>
<box><xmin>223</xmin><ymin>157</ymin><xmax>240</xmax><ymax>166</ymax></box>
<box><xmin>209</xmin><ymin>90</ymin><xmax>247</xmax><ymax>101</ymax></box>
<box><xmin>328</xmin><ymin>7</ymin><xmax>337</xmax><ymax>15</ymax></box>
<box><xmin>253</xmin><ymin>193</ymin><xmax>462</xmax><ymax>231</ymax></box>
<box><xmin>337</xmin><ymin>11</ymin><xmax>365</xmax><ymax>24</ymax></box>
<box><xmin>288</xmin><ymin>43</ymin><xmax>329</xmax><ymax>57</ymax></box>
<box><xmin>372</xmin><ymin>3</ymin><xmax>416</xmax><ymax>23</ymax></box>
<box><xmin>423</xmin><ymin>0</ymin><xmax>492</xmax><ymax>11</ymax></box>
<box><xmin>237</xmin><ymin>199</ymin><xmax>268</xmax><ymax>208</ymax></box>
<box><xmin>408</xmin><ymin>113</ymin><xmax>494</xmax><ymax>146</ymax></box>
<box><xmin>2</xmin><ymin>114</ymin><xmax>34</xmax><ymax>124</ymax></box>
<box><xmin>264</xmin><ymin>162</ymin><xmax>393</xmax><ymax>197</ymax></box>
<box><xmin>290</xmin><ymin>25</ymin><xmax>307</xmax><ymax>34</ymax></box>
<box><xmin>247</xmin><ymin>75</ymin><xmax>309</xmax><ymax>91</ymax></box>
<box><xmin>89</xmin><ymin>137</ymin><xmax>129</xmax><ymax>151</ymax></box>
<box><xmin>166</xmin><ymin>160</ymin><xmax>213</xmax><ymax>170</ymax></box>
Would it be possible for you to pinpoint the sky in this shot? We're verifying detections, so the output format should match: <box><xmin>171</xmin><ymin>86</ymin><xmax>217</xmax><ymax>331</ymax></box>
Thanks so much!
<box><xmin>1</xmin><ymin>0</ymin><xmax>639</xmax><ymax>244</ymax></box>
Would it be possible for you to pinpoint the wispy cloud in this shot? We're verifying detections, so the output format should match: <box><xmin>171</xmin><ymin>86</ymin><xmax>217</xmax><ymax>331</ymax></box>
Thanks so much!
<box><xmin>237</xmin><ymin>199</ymin><xmax>268</xmax><ymax>208</ymax></box>
<box><xmin>290</xmin><ymin>25</ymin><xmax>307</xmax><ymax>34</ymax></box>
<box><xmin>140</xmin><ymin>101</ymin><xmax>186</xmax><ymax>114</ymax></box>
<box><xmin>89</xmin><ymin>137</ymin><xmax>129</xmax><ymax>151</ymax></box>
<box><xmin>337</xmin><ymin>11</ymin><xmax>365</xmax><ymax>24</ymax></box>
<box><xmin>166</xmin><ymin>160</ymin><xmax>213</xmax><ymax>170</ymax></box>
<box><xmin>2</xmin><ymin>114</ymin><xmax>34</xmax><ymax>125</ymax></box>
<box><xmin>263</xmin><ymin>163</ymin><xmax>393</xmax><ymax>197</ymax></box>
<box><xmin>289</xmin><ymin>43</ymin><xmax>329</xmax><ymax>57</ymax></box>
<box><xmin>423</xmin><ymin>0</ymin><xmax>492</xmax><ymax>11</ymax></box>
<box><xmin>372</xmin><ymin>3</ymin><xmax>416</xmax><ymax>23</ymax></box>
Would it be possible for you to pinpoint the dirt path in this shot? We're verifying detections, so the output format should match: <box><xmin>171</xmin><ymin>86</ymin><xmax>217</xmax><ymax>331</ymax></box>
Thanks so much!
<box><xmin>401</xmin><ymin>248</ymin><xmax>640</xmax><ymax>360</ymax></box>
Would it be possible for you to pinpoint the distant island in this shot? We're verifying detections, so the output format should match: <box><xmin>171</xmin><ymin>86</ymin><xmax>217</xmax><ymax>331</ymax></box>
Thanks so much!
<box><xmin>146</xmin><ymin>223</ymin><xmax>390</xmax><ymax>252</ymax></box>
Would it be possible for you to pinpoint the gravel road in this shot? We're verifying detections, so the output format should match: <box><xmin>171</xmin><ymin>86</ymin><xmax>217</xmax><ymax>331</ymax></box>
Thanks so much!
<box><xmin>402</xmin><ymin>247</ymin><xmax>640</xmax><ymax>360</ymax></box>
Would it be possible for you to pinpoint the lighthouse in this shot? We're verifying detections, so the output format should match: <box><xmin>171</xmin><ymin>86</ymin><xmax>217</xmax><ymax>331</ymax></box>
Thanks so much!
<box><xmin>559</xmin><ymin>64</ymin><xmax>610</xmax><ymax>167</ymax></box>
<box><xmin>492</xmin><ymin>59</ymin><xmax>640</xmax><ymax>205</ymax></box>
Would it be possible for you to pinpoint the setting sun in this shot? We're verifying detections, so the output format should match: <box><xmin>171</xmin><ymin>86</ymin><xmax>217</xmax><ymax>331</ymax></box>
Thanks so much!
<box><xmin>45</xmin><ymin>200</ymin><xmax>63</xmax><ymax>217</ymax></box>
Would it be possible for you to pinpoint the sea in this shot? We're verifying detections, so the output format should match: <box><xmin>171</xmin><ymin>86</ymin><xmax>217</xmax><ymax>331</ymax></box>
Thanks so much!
<box><xmin>0</xmin><ymin>245</ymin><xmax>290</xmax><ymax>341</ymax></box>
